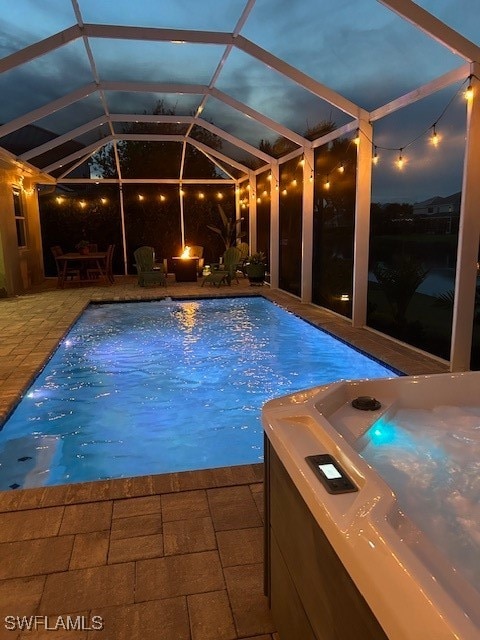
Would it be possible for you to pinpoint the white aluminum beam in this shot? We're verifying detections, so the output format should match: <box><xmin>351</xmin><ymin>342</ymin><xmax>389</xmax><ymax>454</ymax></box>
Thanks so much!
<box><xmin>278</xmin><ymin>147</ymin><xmax>304</xmax><ymax>165</ymax></box>
<box><xmin>0</xmin><ymin>25</ymin><xmax>81</xmax><ymax>74</ymax></box>
<box><xmin>117</xmin><ymin>134</ymin><xmax>186</xmax><ymax>143</ymax></box>
<box><xmin>210</xmin><ymin>88</ymin><xmax>307</xmax><ymax>147</ymax></box>
<box><xmin>100</xmin><ymin>81</ymin><xmax>208</xmax><ymax>95</ymax></box>
<box><xmin>198</xmin><ymin>120</ymin><xmax>274</xmax><ymax>162</ymax></box>
<box><xmin>370</xmin><ymin>64</ymin><xmax>470</xmax><ymax>122</ymax></box>
<box><xmin>84</xmin><ymin>24</ymin><xmax>235</xmax><ymax>46</ymax></box>
<box><xmin>194</xmin><ymin>147</ymin><xmax>238</xmax><ymax>181</ymax></box>
<box><xmin>110</xmin><ymin>114</ymin><xmax>193</xmax><ymax>124</ymax></box>
<box><xmin>19</xmin><ymin>116</ymin><xmax>107</xmax><ymax>161</ymax></box>
<box><xmin>450</xmin><ymin>67</ymin><xmax>480</xmax><ymax>370</ymax></box>
<box><xmin>352</xmin><ymin>121</ymin><xmax>373</xmax><ymax>327</ymax></box>
<box><xmin>58</xmin><ymin>178</ymin><xmax>236</xmax><ymax>184</ymax></box>
<box><xmin>236</xmin><ymin>36</ymin><xmax>366</xmax><ymax>119</ymax></box>
<box><xmin>0</xmin><ymin>83</ymin><xmax>97</xmax><ymax>138</ymax></box>
<box><xmin>311</xmin><ymin>121</ymin><xmax>359</xmax><ymax>149</ymax></box>
<box><xmin>379</xmin><ymin>0</ymin><xmax>480</xmax><ymax>62</ymax></box>
<box><xmin>57</xmin><ymin>151</ymin><xmax>94</xmax><ymax>179</ymax></box>
<box><xmin>301</xmin><ymin>148</ymin><xmax>314</xmax><ymax>303</ymax></box>
<box><xmin>42</xmin><ymin>136</ymin><xmax>113</xmax><ymax>173</ymax></box>
<box><xmin>187</xmin><ymin>138</ymin><xmax>250</xmax><ymax>174</ymax></box>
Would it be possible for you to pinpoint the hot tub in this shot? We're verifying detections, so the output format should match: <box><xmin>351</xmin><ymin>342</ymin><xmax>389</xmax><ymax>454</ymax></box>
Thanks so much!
<box><xmin>262</xmin><ymin>371</ymin><xmax>480</xmax><ymax>640</ymax></box>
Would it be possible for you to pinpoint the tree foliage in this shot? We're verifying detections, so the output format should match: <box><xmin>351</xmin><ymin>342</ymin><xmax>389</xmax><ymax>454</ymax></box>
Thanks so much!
<box><xmin>92</xmin><ymin>101</ymin><xmax>223</xmax><ymax>179</ymax></box>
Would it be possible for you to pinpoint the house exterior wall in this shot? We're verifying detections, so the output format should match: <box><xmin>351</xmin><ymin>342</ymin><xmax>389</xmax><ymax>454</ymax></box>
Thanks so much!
<box><xmin>0</xmin><ymin>159</ymin><xmax>46</xmax><ymax>297</ymax></box>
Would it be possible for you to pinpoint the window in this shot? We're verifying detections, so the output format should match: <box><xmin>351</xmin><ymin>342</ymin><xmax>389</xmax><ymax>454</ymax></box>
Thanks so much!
<box><xmin>13</xmin><ymin>188</ymin><xmax>26</xmax><ymax>247</ymax></box>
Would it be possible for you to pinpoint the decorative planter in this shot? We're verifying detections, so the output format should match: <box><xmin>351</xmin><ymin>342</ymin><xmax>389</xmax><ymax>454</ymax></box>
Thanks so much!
<box><xmin>246</xmin><ymin>263</ymin><xmax>265</xmax><ymax>285</ymax></box>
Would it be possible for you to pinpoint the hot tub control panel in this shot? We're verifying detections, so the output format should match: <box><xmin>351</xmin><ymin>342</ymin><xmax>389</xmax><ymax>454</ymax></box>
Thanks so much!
<box><xmin>306</xmin><ymin>454</ymin><xmax>358</xmax><ymax>494</ymax></box>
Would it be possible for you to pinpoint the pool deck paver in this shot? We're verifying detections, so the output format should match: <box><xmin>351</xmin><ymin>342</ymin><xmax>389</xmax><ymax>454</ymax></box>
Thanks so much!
<box><xmin>0</xmin><ymin>275</ymin><xmax>449</xmax><ymax>639</ymax></box>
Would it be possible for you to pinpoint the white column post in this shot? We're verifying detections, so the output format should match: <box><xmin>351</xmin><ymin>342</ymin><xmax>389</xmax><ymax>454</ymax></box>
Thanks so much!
<box><xmin>352</xmin><ymin>120</ymin><xmax>373</xmax><ymax>327</ymax></box>
<box><xmin>450</xmin><ymin>67</ymin><xmax>480</xmax><ymax>371</ymax></box>
<box><xmin>248</xmin><ymin>172</ymin><xmax>257</xmax><ymax>251</ymax></box>
<box><xmin>269</xmin><ymin>163</ymin><xmax>280</xmax><ymax>289</ymax></box>
<box><xmin>118</xmin><ymin>182</ymin><xmax>128</xmax><ymax>275</ymax></box>
<box><xmin>301</xmin><ymin>148</ymin><xmax>314</xmax><ymax>303</ymax></box>
<box><xmin>179</xmin><ymin>184</ymin><xmax>185</xmax><ymax>251</ymax></box>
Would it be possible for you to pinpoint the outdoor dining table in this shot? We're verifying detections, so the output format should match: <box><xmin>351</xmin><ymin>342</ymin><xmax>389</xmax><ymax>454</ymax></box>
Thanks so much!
<box><xmin>56</xmin><ymin>251</ymin><xmax>109</xmax><ymax>288</ymax></box>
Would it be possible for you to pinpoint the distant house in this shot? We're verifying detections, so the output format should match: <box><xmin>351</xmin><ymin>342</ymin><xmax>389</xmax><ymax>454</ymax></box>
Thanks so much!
<box><xmin>412</xmin><ymin>192</ymin><xmax>461</xmax><ymax>234</ymax></box>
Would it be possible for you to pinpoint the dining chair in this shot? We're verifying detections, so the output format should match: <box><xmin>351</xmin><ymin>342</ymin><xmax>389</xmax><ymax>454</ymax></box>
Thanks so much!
<box><xmin>189</xmin><ymin>245</ymin><xmax>205</xmax><ymax>274</ymax></box>
<box><xmin>51</xmin><ymin>246</ymin><xmax>81</xmax><ymax>283</ymax></box>
<box><xmin>86</xmin><ymin>244</ymin><xmax>115</xmax><ymax>283</ymax></box>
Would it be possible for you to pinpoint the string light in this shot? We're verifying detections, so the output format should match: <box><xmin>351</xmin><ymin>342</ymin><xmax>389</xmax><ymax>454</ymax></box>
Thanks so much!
<box><xmin>354</xmin><ymin>129</ymin><xmax>360</xmax><ymax>146</ymax></box>
<box><xmin>396</xmin><ymin>150</ymin><xmax>405</xmax><ymax>170</ymax></box>
<box><xmin>159</xmin><ymin>194</ymin><xmax>166</xmax><ymax>202</ymax></box>
<box><xmin>100</xmin><ymin>197</ymin><xmax>107</xmax><ymax>204</ymax></box>
<box><xmin>79</xmin><ymin>200</ymin><xmax>86</xmax><ymax>208</ymax></box>
<box><xmin>324</xmin><ymin>176</ymin><xmax>330</xmax><ymax>190</ymax></box>
<box><xmin>138</xmin><ymin>194</ymin><xmax>144</xmax><ymax>201</ymax></box>
<box><xmin>281</xmin><ymin>189</ymin><xmax>287</xmax><ymax>196</ymax></box>
<box><xmin>465</xmin><ymin>76</ymin><xmax>474</xmax><ymax>101</ymax></box>
<box><xmin>367</xmin><ymin>75</ymin><xmax>474</xmax><ymax>170</ymax></box>
<box><xmin>298</xmin><ymin>158</ymin><xmax>305</xmax><ymax>167</ymax></box>
<box><xmin>338</xmin><ymin>163</ymin><xmax>345</xmax><ymax>173</ymax></box>
<box><xmin>198</xmin><ymin>192</ymin><xmax>205</xmax><ymax>199</ymax></box>
<box><xmin>291</xmin><ymin>179</ymin><xmax>297</xmax><ymax>186</ymax></box>
<box><xmin>56</xmin><ymin>196</ymin><xmax>65</xmax><ymax>204</ymax></box>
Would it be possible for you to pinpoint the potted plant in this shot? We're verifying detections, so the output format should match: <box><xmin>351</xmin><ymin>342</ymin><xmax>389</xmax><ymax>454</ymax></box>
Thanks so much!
<box><xmin>245</xmin><ymin>252</ymin><xmax>266</xmax><ymax>285</ymax></box>
<box><xmin>76</xmin><ymin>240</ymin><xmax>90</xmax><ymax>255</ymax></box>
<box><xmin>207</xmin><ymin>204</ymin><xmax>245</xmax><ymax>250</ymax></box>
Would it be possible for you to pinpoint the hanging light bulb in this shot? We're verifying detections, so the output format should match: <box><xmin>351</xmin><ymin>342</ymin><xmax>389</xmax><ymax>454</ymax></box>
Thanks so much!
<box><xmin>298</xmin><ymin>158</ymin><xmax>305</xmax><ymax>167</ymax></box>
<box><xmin>354</xmin><ymin>129</ymin><xmax>360</xmax><ymax>146</ymax></box>
<box><xmin>100</xmin><ymin>198</ymin><xmax>107</xmax><ymax>204</ymax></box>
<box><xmin>338</xmin><ymin>163</ymin><xmax>345</xmax><ymax>173</ymax></box>
<box><xmin>159</xmin><ymin>194</ymin><xmax>166</xmax><ymax>202</ymax></box>
<box><xmin>396</xmin><ymin>150</ymin><xmax>405</xmax><ymax>170</ymax></box>
<box><xmin>198</xmin><ymin>192</ymin><xmax>205</xmax><ymax>199</ymax></box>
<box><xmin>291</xmin><ymin>179</ymin><xmax>297</xmax><ymax>187</ymax></box>
<box><xmin>324</xmin><ymin>176</ymin><xmax>330</xmax><ymax>190</ymax></box>
<box><xmin>138</xmin><ymin>194</ymin><xmax>144</xmax><ymax>201</ymax></box>
<box><xmin>465</xmin><ymin>76</ymin><xmax>474</xmax><ymax>101</ymax></box>
<box><xmin>281</xmin><ymin>189</ymin><xmax>287</xmax><ymax>196</ymax></box>
<box><xmin>431</xmin><ymin>124</ymin><xmax>439</xmax><ymax>147</ymax></box>
<box><xmin>309</xmin><ymin>171</ymin><xmax>313</xmax><ymax>183</ymax></box>
<box><xmin>372</xmin><ymin>146</ymin><xmax>379</xmax><ymax>165</ymax></box>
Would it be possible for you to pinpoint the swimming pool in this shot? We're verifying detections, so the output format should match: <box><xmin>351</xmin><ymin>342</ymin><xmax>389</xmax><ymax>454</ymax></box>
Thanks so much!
<box><xmin>0</xmin><ymin>296</ymin><xmax>397</xmax><ymax>489</ymax></box>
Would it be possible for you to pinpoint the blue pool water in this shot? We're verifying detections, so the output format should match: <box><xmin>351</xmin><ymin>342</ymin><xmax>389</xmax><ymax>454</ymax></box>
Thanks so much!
<box><xmin>0</xmin><ymin>297</ymin><xmax>396</xmax><ymax>489</ymax></box>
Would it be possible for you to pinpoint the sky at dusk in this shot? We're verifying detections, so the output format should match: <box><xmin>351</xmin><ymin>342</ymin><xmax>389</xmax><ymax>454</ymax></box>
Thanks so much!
<box><xmin>0</xmin><ymin>0</ymin><xmax>479</xmax><ymax>202</ymax></box>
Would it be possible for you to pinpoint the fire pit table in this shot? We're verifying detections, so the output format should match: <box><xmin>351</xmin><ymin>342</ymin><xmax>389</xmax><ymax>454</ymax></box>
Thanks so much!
<box><xmin>172</xmin><ymin>257</ymin><xmax>199</xmax><ymax>282</ymax></box>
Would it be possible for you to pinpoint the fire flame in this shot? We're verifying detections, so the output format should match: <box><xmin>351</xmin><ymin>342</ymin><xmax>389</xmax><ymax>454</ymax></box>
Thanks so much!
<box><xmin>180</xmin><ymin>245</ymin><xmax>191</xmax><ymax>259</ymax></box>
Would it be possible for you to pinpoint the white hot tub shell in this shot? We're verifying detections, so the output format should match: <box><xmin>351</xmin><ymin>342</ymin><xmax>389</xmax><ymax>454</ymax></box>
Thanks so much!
<box><xmin>262</xmin><ymin>371</ymin><xmax>480</xmax><ymax>640</ymax></box>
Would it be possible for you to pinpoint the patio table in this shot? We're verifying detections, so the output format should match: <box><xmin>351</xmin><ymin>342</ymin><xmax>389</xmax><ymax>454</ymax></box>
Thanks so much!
<box><xmin>56</xmin><ymin>251</ymin><xmax>108</xmax><ymax>288</ymax></box>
